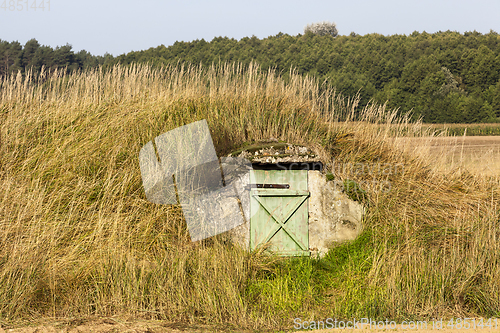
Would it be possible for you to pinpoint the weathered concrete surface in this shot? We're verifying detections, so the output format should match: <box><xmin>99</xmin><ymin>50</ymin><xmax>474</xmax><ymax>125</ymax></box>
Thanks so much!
<box><xmin>221</xmin><ymin>157</ymin><xmax>252</xmax><ymax>249</ymax></box>
<box><xmin>230</xmin><ymin>143</ymin><xmax>322</xmax><ymax>165</ymax></box>
<box><xmin>307</xmin><ymin>171</ymin><xmax>365</xmax><ymax>257</ymax></box>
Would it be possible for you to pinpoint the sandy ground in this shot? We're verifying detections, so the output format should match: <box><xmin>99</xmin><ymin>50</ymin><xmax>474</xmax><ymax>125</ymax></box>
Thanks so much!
<box><xmin>3</xmin><ymin>319</ymin><xmax>500</xmax><ymax>333</ymax></box>
<box><xmin>0</xmin><ymin>319</ymin><xmax>246</xmax><ymax>333</ymax></box>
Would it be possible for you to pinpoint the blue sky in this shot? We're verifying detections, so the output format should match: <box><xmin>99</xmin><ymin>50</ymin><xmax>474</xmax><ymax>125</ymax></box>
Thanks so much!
<box><xmin>1</xmin><ymin>0</ymin><xmax>499</xmax><ymax>56</ymax></box>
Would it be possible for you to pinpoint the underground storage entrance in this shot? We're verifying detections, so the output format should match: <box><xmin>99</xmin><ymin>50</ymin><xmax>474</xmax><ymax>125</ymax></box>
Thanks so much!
<box><xmin>248</xmin><ymin>162</ymin><xmax>323</xmax><ymax>256</ymax></box>
<box><xmin>228</xmin><ymin>142</ymin><xmax>364</xmax><ymax>258</ymax></box>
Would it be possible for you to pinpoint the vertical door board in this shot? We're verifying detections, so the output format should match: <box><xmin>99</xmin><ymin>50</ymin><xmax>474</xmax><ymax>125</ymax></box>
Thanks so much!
<box><xmin>250</xmin><ymin>170</ymin><xmax>310</xmax><ymax>256</ymax></box>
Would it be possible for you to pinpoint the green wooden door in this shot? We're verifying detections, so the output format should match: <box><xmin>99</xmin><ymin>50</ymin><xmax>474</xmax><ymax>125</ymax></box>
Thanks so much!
<box><xmin>250</xmin><ymin>170</ymin><xmax>310</xmax><ymax>256</ymax></box>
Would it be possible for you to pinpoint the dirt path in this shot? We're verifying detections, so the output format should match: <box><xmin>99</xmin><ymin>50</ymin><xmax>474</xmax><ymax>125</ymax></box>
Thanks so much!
<box><xmin>0</xmin><ymin>318</ymin><xmax>245</xmax><ymax>333</ymax></box>
<box><xmin>3</xmin><ymin>319</ymin><xmax>500</xmax><ymax>333</ymax></box>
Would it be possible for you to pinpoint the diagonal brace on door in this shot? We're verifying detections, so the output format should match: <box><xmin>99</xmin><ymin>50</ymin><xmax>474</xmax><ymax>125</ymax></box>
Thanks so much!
<box><xmin>252</xmin><ymin>193</ymin><xmax>310</xmax><ymax>251</ymax></box>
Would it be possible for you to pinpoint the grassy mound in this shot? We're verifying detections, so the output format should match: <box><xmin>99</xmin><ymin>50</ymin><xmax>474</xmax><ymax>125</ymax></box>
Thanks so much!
<box><xmin>0</xmin><ymin>64</ymin><xmax>499</xmax><ymax>330</ymax></box>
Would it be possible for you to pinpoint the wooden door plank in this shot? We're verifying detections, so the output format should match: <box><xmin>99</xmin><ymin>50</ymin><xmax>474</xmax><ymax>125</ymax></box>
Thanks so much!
<box><xmin>250</xmin><ymin>170</ymin><xmax>310</xmax><ymax>256</ymax></box>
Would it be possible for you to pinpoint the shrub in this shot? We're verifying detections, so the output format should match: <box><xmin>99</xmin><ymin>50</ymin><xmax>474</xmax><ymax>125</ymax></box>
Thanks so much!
<box><xmin>304</xmin><ymin>21</ymin><xmax>338</xmax><ymax>37</ymax></box>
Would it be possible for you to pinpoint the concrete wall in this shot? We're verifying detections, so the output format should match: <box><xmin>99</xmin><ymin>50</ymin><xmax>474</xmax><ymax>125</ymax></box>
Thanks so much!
<box><xmin>228</xmin><ymin>170</ymin><xmax>365</xmax><ymax>257</ymax></box>
<box><xmin>307</xmin><ymin>171</ymin><xmax>364</xmax><ymax>257</ymax></box>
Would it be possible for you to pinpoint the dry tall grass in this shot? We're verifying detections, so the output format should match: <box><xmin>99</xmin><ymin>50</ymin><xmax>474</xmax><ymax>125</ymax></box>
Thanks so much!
<box><xmin>0</xmin><ymin>63</ymin><xmax>499</xmax><ymax>329</ymax></box>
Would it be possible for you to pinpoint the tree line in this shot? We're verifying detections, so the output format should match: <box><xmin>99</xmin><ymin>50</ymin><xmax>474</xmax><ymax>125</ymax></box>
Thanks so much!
<box><xmin>0</xmin><ymin>39</ymin><xmax>113</xmax><ymax>76</ymax></box>
<box><xmin>1</xmin><ymin>30</ymin><xmax>500</xmax><ymax>123</ymax></box>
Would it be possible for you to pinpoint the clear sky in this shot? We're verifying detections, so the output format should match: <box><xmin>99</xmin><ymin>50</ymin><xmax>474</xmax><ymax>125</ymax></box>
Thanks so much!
<box><xmin>1</xmin><ymin>0</ymin><xmax>499</xmax><ymax>56</ymax></box>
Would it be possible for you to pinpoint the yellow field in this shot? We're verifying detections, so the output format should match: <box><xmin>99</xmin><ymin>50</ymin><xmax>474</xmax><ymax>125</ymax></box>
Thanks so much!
<box><xmin>424</xmin><ymin>123</ymin><xmax>500</xmax><ymax>136</ymax></box>
<box><xmin>393</xmin><ymin>135</ymin><xmax>500</xmax><ymax>177</ymax></box>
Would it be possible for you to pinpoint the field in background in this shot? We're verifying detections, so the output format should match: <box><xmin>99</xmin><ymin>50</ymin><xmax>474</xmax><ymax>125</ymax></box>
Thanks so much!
<box><xmin>395</xmin><ymin>136</ymin><xmax>500</xmax><ymax>176</ymax></box>
<box><xmin>1</xmin><ymin>64</ymin><xmax>499</xmax><ymax>331</ymax></box>
<box><xmin>424</xmin><ymin>123</ymin><xmax>500</xmax><ymax>136</ymax></box>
